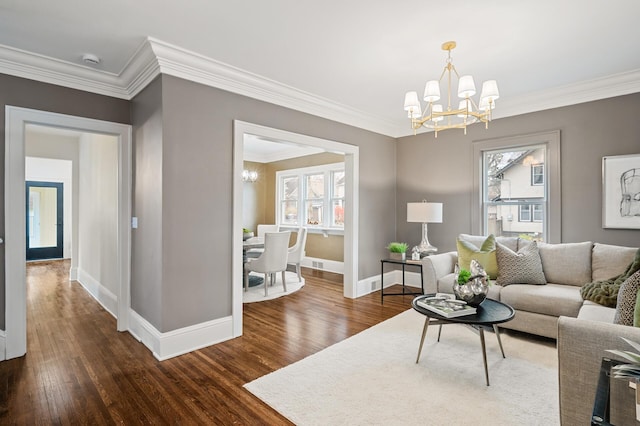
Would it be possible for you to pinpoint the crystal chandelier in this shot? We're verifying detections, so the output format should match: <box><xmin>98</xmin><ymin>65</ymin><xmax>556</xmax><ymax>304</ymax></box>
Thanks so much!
<box><xmin>403</xmin><ymin>41</ymin><xmax>499</xmax><ymax>137</ymax></box>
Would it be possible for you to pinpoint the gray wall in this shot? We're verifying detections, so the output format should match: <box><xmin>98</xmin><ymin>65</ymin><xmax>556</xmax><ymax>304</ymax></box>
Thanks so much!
<box><xmin>0</xmin><ymin>74</ymin><xmax>130</xmax><ymax>330</ymax></box>
<box><xmin>131</xmin><ymin>77</ymin><xmax>164</xmax><ymax>329</ymax></box>
<box><xmin>131</xmin><ymin>74</ymin><xmax>396</xmax><ymax>332</ymax></box>
<box><xmin>396</xmin><ymin>93</ymin><xmax>640</xmax><ymax>253</ymax></box>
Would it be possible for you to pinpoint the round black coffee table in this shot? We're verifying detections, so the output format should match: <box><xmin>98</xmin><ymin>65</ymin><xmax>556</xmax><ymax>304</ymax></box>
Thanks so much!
<box><xmin>411</xmin><ymin>294</ymin><xmax>515</xmax><ymax>386</ymax></box>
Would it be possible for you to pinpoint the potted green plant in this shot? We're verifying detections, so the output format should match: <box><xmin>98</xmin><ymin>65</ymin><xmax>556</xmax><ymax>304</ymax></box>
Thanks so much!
<box><xmin>387</xmin><ymin>242</ymin><xmax>408</xmax><ymax>261</ymax></box>
<box><xmin>243</xmin><ymin>228</ymin><xmax>254</xmax><ymax>241</ymax></box>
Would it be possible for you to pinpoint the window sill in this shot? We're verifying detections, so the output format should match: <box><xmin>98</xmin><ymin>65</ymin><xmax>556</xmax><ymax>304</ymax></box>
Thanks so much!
<box><xmin>279</xmin><ymin>225</ymin><xmax>344</xmax><ymax>237</ymax></box>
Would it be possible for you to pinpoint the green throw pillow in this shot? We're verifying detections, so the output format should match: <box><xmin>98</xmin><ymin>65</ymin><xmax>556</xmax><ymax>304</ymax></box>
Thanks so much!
<box><xmin>456</xmin><ymin>234</ymin><xmax>498</xmax><ymax>279</ymax></box>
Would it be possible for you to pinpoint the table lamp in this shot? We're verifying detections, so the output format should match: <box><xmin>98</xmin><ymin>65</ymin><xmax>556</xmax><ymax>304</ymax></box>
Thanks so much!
<box><xmin>407</xmin><ymin>200</ymin><xmax>443</xmax><ymax>255</ymax></box>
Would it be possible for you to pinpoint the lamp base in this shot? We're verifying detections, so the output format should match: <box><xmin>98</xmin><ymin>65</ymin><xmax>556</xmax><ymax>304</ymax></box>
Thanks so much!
<box><xmin>418</xmin><ymin>222</ymin><xmax>437</xmax><ymax>256</ymax></box>
<box><xmin>417</xmin><ymin>241</ymin><xmax>438</xmax><ymax>256</ymax></box>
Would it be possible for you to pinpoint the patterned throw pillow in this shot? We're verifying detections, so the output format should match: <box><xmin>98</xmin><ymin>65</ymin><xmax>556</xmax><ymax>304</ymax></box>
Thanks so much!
<box><xmin>616</xmin><ymin>270</ymin><xmax>640</xmax><ymax>326</ymax></box>
<box><xmin>457</xmin><ymin>234</ymin><xmax>498</xmax><ymax>279</ymax></box>
<box><xmin>495</xmin><ymin>241</ymin><xmax>547</xmax><ymax>286</ymax></box>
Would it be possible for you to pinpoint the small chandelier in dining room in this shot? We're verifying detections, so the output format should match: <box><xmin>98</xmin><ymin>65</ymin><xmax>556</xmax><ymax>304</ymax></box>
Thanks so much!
<box><xmin>403</xmin><ymin>41</ymin><xmax>499</xmax><ymax>137</ymax></box>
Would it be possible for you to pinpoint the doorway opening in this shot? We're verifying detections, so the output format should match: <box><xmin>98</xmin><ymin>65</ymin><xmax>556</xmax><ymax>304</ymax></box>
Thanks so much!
<box><xmin>4</xmin><ymin>106</ymin><xmax>132</xmax><ymax>360</ymax></box>
<box><xmin>232</xmin><ymin>120</ymin><xmax>359</xmax><ymax>337</ymax></box>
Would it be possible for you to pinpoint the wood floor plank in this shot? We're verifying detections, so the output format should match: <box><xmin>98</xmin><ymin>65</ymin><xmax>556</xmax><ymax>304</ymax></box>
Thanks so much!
<box><xmin>1</xmin><ymin>260</ymin><xmax>416</xmax><ymax>424</ymax></box>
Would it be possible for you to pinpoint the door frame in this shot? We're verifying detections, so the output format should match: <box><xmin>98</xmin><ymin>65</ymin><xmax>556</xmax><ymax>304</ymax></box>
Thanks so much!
<box><xmin>25</xmin><ymin>181</ymin><xmax>64</xmax><ymax>260</ymax></box>
<box><xmin>232</xmin><ymin>120</ymin><xmax>359</xmax><ymax>337</ymax></box>
<box><xmin>4</xmin><ymin>106</ymin><xmax>132</xmax><ymax>360</ymax></box>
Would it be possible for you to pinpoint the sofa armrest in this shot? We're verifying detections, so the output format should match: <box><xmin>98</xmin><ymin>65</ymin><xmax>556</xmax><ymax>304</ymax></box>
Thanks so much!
<box><xmin>421</xmin><ymin>251</ymin><xmax>457</xmax><ymax>294</ymax></box>
<box><xmin>558</xmin><ymin>316</ymin><xmax>640</xmax><ymax>425</ymax></box>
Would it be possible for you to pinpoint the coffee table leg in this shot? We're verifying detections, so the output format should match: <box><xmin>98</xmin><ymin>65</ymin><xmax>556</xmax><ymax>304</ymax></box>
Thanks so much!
<box><xmin>437</xmin><ymin>324</ymin><xmax>443</xmax><ymax>342</ymax></box>
<box><xmin>479</xmin><ymin>328</ymin><xmax>490</xmax><ymax>386</ymax></box>
<box><xmin>493</xmin><ymin>324</ymin><xmax>506</xmax><ymax>358</ymax></box>
<box><xmin>416</xmin><ymin>318</ymin><xmax>430</xmax><ymax>363</ymax></box>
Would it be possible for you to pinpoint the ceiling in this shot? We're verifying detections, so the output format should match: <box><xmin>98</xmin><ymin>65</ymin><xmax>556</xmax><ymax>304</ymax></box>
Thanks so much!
<box><xmin>2</xmin><ymin>1</ymin><xmax>640</xmax><ymax>139</ymax></box>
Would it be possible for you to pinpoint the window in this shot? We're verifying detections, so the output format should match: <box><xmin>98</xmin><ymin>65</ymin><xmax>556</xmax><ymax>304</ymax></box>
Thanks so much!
<box><xmin>518</xmin><ymin>204</ymin><xmax>543</xmax><ymax>222</ymax></box>
<box><xmin>531</xmin><ymin>164</ymin><xmax>544</xmax><ymax>186</ymax></box>
<box><xmin>276</xmin><ymin>163</ymin><xmax>345</xmax><ymax>230</ymax></box>
<box><xmin>280</xmin><ymin>176</ymin><xmax>299</xmax><ymax>225</ymax></box>
<box><xmin>473</xmin><ymin>131</ymin><xmax>560</xmax><ymax>243</ymax></box>
<box><xmin>519</xmin><ymin>205</ymin><xmax>531</xmax><ymax>222</ymax></box>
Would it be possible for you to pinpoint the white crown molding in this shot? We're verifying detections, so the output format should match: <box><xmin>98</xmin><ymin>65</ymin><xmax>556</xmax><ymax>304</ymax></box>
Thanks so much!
<box><xmin>0</xmin><ymin>43</ymin><xmax>129</xmax><ymax>99</ymax></box>
<box><xmin>144</xmin><ymin>38</ymin><xmax>402</xmax><ymax>137</ymax></box>
<box><xmin>1</xmin><ymin>39</ymin><xmax>639</xmax><ymax>138</ymax></box>
<box><xmin>494</xmin><ymin>68</ymin><xmax>640</xmax><ymax>121</ymax></box>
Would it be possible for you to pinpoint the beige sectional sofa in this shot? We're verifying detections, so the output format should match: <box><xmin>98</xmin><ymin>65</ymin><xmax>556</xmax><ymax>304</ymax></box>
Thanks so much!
<box><xmin>421</xmin><ymin>234</ymin><xmax>637</xmax><ymax>338</ymax></box>
<box><xmin>422</xmin><ymin>234</ymin><xmax>639</xmax><ymax>425</ymax></box>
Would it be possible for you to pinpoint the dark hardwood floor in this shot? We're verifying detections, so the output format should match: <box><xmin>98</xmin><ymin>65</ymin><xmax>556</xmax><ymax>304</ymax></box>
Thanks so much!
<box><xmin>0</xmin><ymin>260</ymin><xmax>415</xmax><ymax>424</ymax></box>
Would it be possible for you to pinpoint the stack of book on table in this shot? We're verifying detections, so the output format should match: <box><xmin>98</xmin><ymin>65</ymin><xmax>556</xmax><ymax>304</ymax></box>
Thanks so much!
<box><xmin>416</xmin><ymin>294</ymin><xmax>477</xmax><ymax>318</ymax></box>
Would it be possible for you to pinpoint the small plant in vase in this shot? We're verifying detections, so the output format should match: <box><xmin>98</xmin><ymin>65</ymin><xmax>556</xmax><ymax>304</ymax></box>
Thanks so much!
<box><xmin>242</xmin><ymin>228</ymin><xmax>254</xmax><ymax>241</ymax></box>
<box><xmin>387</xmin><ymin>242</ymin><xmax>409</xmax><ymax>261</ymax></box>
<box><xmin>453</xmin><ymin>259</ymin><xmax>490</xmax><ymax>307</ymax></box>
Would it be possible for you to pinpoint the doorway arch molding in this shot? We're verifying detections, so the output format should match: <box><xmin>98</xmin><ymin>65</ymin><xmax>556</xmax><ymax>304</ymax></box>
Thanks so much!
<box><xmin>232</xmin><ymin>120</ymin><xmax>359</xmax><ymax>336</ymax></box>
<box><xmin>4</xmin><ymin>106</ymin><xmax>132</xmax><ymax>360</ymax></box>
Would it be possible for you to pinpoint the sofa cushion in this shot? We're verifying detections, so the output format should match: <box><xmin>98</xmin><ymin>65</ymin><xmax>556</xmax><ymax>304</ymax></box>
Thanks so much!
<box><xmin>577</xmin><ymin>300</ymin><xmax>616</xmax><ymax>323</ymax></box>
<box><xmin>615</xmin><ymin>270</ymin><xmax>640</xmax><ymax>326</ymax></box>
<box><xmin>459</xmin><ymin>234</ymin><xmax>518</xmax><ymax>252</ymax></box>
<box><xmin>592</xmin><ymin>243</ymin><xmax>638</xmax><ymax>281</ymax></box>
<box><xmin>538</xmin><ymin>241</ymin><xmax>593</xmax><ymax>286</ymax></box>
<box><xmin>456</xmin><ymin>234</ymin><xmax>498</xmax><ymax>279</ymax></box>
<box><xmin>495</xmin><ymin>241</ymin><xmax>546</xmax><ymax>286</ymax></box>
<box><xmin>500</xmin><ymin>284</ymin><xmax>583</xmax><ymax>318</ymax></box>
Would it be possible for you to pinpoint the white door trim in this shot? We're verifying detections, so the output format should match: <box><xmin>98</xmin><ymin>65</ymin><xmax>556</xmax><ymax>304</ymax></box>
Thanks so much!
<box><xmin>232</xmin><ymin>121</ymin><xmax>359</xmax><ymax>337</ymax></box>
<box><xmin>4</xmin><ymin>106</ymin><xmax>132</xmax><ymax>360</ymax></box>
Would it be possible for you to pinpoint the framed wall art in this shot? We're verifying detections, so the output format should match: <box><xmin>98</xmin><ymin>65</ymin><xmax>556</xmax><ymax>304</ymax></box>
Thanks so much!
<box><xmin>602</xmin><ymin>154</ymin><xmax>640</xmax><ymax>229</ymax></box>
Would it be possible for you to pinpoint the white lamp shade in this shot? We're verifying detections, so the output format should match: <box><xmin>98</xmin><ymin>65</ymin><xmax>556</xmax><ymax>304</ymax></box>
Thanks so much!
<box><xmin>457</xmin><ymin>75</ymin><xmax>476</xmax><ymax>98</ymax></box>
<box><xmin>457</xmin><ymin>100</ymin><xmax>471</xmax><ymax>117</ymax></box>
<box><xmin>404</xmin><ymin>91</ymin><xmax>420</xmax><ymax>111</ymax></box>
<box><xmin>423</xmin><ymin>80</ymin><xmax>441</xmax><ymax>102</ymax></box>
<box><xmin>480</xmin><ymin>80</ymin><xmax>500</xmax><ymax>102</ymax></box>
<box><xmin>407</xmin><ymin>202</ymin><xmax>443</xmax><ymax>223</ymax></box>
<box><xmin>431</xmin><ymin>104</ymin><xmax>443</xmax><ymax>122</ymax></box>
<box><xmin>407</xmin><ymin>104</ymin><xmax>422</xmax><ymax>118</ymax></box>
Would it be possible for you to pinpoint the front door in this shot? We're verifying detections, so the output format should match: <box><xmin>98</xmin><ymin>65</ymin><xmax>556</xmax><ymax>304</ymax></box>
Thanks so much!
<box><xmin>26</xmin><ymin>181</ymin><xmax>63</xmax><ymax>260</ymax></box>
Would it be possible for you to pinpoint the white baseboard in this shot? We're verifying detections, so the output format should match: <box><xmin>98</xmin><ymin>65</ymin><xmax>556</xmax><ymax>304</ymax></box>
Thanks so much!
<box><xmin>0</xmin><ymin>330</ymin><xmax>5</xmax><ymax>361</ymax></box>
<box><xmin>128</xmin><ymin>310</ymin><xmax>234</xmax><ymax>361</ymax></box>
<box><xmin>356</xmin><ymin>270</ymin><xmax>422</xmax><ymax>298</ymax></box>
<box><xmin>77</xmin><ymin>268</ymin><xmax>117</xmax><ymax>318</ymax></box>
<box><xmin>69</xmin><ymin>266</ymin><xmax>78</xmax><ymax>281</ymax></box>
<box><xmin>301</xmin><ymin>256</ymin><xmax>344</xmax><ymax>274</ymax></box>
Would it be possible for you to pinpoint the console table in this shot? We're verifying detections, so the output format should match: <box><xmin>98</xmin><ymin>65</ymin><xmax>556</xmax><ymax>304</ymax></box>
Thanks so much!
<box><xmin>380</xmin><ymin>258</ymin><xmax>424</xmax><ymax>304</ymax></box>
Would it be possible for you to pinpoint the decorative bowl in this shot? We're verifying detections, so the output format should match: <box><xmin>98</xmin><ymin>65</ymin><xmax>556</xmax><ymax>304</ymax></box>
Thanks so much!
<box><xmin>243</xmin><ymin>231</ymin><xmax>254</xmax><ymax>241</ymax></box>
<box><xmin>453</xmin><ymin>260</ymin><xmax>490</xmax><ymax>307</ymax></box>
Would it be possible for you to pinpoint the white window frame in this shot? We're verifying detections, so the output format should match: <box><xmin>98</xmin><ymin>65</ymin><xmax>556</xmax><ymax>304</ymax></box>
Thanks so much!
<box><xmin>276</xmin><ymin>162</ymin><xmax>345</xmax><ymax>233</ymax></box>
<box><xmin>472</xmin><ymin>131</ymin><xmax>561</xmax><ymax>243</ymax></box>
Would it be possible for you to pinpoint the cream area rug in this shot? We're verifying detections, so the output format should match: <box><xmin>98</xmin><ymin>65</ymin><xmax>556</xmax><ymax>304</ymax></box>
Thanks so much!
<box><xmin>245</xmin><ymin>309</ymin><xmax>559</xmax><ymax>425</ymax></box>
<box><xmin>243</xmin><ymin>271</ymin><xmax>305</xmax><ymax>303</ymax></box>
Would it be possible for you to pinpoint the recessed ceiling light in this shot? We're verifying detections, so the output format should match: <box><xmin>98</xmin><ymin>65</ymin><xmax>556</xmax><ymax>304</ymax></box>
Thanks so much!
<box><xmin>82</xmin><ymin>53</ymin><xmax>101</xmax><ymax>65</ymax></box>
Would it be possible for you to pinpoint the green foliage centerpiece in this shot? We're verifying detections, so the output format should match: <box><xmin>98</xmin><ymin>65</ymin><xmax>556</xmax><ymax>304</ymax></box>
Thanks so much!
<box><xmin>453</xmin><ymin>259</ymin><xmax>490</xmax><ymax>307</ymax></box>
<box><xmin>387</xmin><ymin>242</ymin><xmax>409</xmax><ymax>261</ymax></box>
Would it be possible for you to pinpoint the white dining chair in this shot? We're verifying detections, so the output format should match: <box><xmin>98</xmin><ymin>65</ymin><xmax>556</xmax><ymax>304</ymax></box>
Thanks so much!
<box><xmin>287</xmin><ymin>227</ymin><xmax>308</xmax><ymax>282</ymax></box>
<box><xmin>244</xmin><ymin>231</ymin><xmax>291</xmax><ymax>296</ymax></box>
<box><xmin>247</xmin><ymin>224</ymin><xmax>280</xmax><ymax>258</ymax></box>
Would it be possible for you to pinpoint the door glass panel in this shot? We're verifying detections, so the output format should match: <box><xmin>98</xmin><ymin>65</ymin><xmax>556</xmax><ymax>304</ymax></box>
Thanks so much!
<box><xmin>28</xmin><ymin>186</ymin><xmax>58</xmax><ymax>248</ymax></box>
